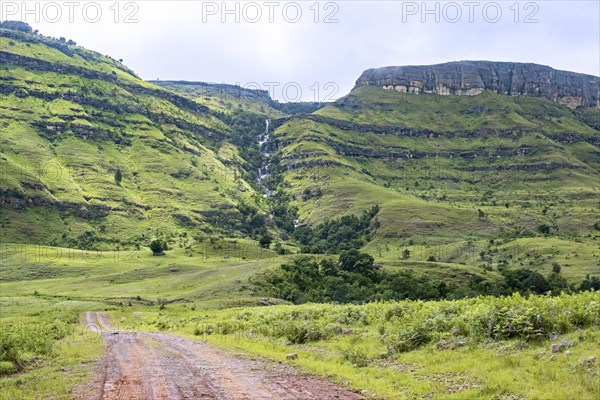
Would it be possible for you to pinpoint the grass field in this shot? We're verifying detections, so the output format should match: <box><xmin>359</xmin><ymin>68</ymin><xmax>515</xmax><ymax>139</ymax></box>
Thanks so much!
<box><xmin>0</xmin><ymin>243</ymin><xmax>280</xmax><ymax>398</ymax></box>
<box><xmin>0</xmin><ymin>297</ymin><xmax>106</xmax><ymax>399</ymax></box>
<box><xmin>1</xmin><ymin>243</ymin><xmax>599</xmax><ymax>399</ymax></box>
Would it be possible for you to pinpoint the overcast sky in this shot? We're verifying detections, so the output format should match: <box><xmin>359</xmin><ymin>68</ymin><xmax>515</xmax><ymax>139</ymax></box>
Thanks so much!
<box><xmin>4</xmin><ymin>1</ymin><xmax>599</xmax><ymax>101</ymax></box>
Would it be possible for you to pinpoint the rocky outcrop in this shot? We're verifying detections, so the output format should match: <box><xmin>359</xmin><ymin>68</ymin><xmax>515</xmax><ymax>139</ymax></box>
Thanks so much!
<box><xmin>0</xmin><ymin>51</ymin><xmax>217</xmax><ymax>121</ymax></box>
<box><xmin>0</xmin><ymin>189</ymin><xmax>111</xmax><ymax>219</ymax></box>
<box><xmin>0</xmin><ymin>21</ymin><xmax>33</xmax><ymax>33</ymax></box>
<box><xmin>355</xmin><ymin>61</ymin><xmax>599</xmax><ymax>108</ymax></box>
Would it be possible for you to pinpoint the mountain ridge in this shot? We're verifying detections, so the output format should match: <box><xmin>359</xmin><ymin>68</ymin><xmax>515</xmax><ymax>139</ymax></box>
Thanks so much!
<box><xmin>147</xmin><ymin>80</ymin><xmax>273</xmax><ymax>102</ymax></box>
<box><xmin>355</xmin><ymin>60</ymin><xmax>600</xmax><ymax>108</ymax></box>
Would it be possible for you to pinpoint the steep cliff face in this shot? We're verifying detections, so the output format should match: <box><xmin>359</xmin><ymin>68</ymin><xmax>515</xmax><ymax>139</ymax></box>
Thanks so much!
<box><xmin>354</xmin><ymin>61</ymin><xmax>599</xmax><ymax>108</ymax></box>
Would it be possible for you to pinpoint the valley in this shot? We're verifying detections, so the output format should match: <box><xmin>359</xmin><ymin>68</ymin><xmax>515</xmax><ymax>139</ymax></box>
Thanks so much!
<box><xmin>0</xmin><ymin>21</ymin><xmax>599</xmax><ymax>400</ymax></box>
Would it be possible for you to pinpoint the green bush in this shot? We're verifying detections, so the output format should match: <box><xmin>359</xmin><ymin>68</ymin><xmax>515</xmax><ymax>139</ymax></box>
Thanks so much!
<box><xmin>254</xmin><ymin>251</ymin><xmax>452</xmax><ymax>304</ymax></box>
<box><xmin>387</xmin><ymin>327</ymin><xmax>431</xmax><ymax>353</ymax></box>
<box><xmin>0</xmin><ymin>318</ymin><xmax>72</xmax><ymax>375</ymax></box>
<box><xmin>342</xmin><ymin>347</ymin><xmax>369</xmax><ymax>367</ymax></box>
<box><xmin>0</xmin><ymin>361</ymin><xmax>16</xmax><ymax>376</ymax></box>
<box><xmin>150</xmin><ymin>239</ymin><xmax>168</xmax><ymax>255</ymax></box>
<box><xmin>293</xmin><ymin>205</ymin><xmax>380</xmax><ymax>254</ymax></box>
<box><xmin>192</xmin><ymin>292</ymin><xmax>598</xmax><ymax>358</ymax></box>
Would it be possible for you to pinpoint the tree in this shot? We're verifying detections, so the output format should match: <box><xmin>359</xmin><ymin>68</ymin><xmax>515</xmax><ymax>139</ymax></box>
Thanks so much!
<box><xmin>552</xmin><ymin>262</ymin><xmax>561</xmax><ymax>274</ymax></box>
<box><xmin>547</xmin><ymin>272</ymin><xmax>568</xmax><ymax>294</ymax></box>
<box><xmin>579</xmin><ymin>275</ymin><xmax>600</xmax><ymax>291</ymax></box>
<box><xmin>320</xmin><ymin>258</ymin><xmax>338</xmax><ymax>277</ymax></box>
<box><xmin>524</xmin><ymin>271</ymin><xmax>549</xmax><ymax>293</ymax></box>
<box><xmin>339</xmin><ymin>249</ymin><xmax>374</xmax><ymax>276</ymax></box>
<box><xmin>402</xmin><ymin>249</ymin><xmax>411</xmax><ymax>260</ymax></box>
<box><xmin>503</xmin><ymin>268</ymin><xmax>548</xmax><ymax>294</ymax></box>
<box><xmin>114</xmin><ymin>167</ymin><xmax>123</xmax><ymax>185</ymax></box>
<box><xmin>259</xmin><ymin>234</ymin><xmax>273</xmax><ymax>248</ymax></box>
<box><xmin>150</xmin><ymin>239</ymin><xmax>167</xmax><ymax>255</ymax></box>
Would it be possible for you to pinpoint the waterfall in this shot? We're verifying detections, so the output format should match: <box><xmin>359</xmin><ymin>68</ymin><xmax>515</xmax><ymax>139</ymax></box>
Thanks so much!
<box><xmin>257</xmin><ymin>119</ymin><xmax>270</xmax><ymax>187</ymax></box>
<box><xmin>258</xmin><ymin>119</ymin><xmax>269</xmax><ymax>151</ymax></box>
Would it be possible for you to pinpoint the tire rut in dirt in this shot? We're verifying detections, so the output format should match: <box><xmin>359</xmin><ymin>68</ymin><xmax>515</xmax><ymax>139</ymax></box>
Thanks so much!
<box><xmin>80</xmin><ymin>312</ymin><xmax>362</xmax><ymax>400</ymax></box>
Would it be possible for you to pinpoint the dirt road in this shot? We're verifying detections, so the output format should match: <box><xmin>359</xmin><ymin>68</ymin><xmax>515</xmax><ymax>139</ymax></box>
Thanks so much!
<box><xmin>78</xmin><ymin>312</ymin><xmax>363</xmax><ymax>400</ymax></box>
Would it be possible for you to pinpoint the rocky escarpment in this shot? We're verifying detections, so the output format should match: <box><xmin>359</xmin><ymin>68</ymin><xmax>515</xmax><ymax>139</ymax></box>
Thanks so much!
<box><xmin>355</xmin><ymin>61</ymin><xmax>599</xmax><ymax>108</ymax></box>
<box><xmin>0</xmin><ymin>51</ymin><xmax>226</xmax><ymax>140</ymax></box>
<box><xmin>273</xmin><ymin>114</ymin><xmax>600</xmax><ymax>146</ymax></box>
<box><xmin>0</xmin><ymin>188</ymin><xmax>112</xmax><ymax>219</ymax></box>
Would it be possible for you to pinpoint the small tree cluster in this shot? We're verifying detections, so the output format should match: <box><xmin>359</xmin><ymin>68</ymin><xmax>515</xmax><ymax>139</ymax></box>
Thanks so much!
<box><xmin>254</xmin><ymin>250</ymin><xmax>449</xmax><ymax>304</ymax></box>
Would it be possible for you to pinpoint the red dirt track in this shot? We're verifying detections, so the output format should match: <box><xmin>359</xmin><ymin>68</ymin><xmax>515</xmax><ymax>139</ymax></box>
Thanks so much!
<box><xmin>78</xmin><ymin>312</ymin><xmax>363</xmax><ymax>400</ymax></box>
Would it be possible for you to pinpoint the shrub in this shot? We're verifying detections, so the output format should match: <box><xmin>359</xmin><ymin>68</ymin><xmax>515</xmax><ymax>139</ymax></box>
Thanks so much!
<box><xmin>385</xmin><ymin>305</ymin><xmax>404</xmax><ymax>321</ymax></box>
<box><xmin>538</xmin><ymin>224</ymin><xmax>551</xmax><ymax>234</ymax></box>
<box><xmin>552</xmin><ymin>262</ymin><xmax>561</xmax><ymax>274</ymax></box>
<box><xmin>580</xmin><ymin>275</ymin><xmax>600</xmax><ymax>291</ymax></box>
<box><xmin>387</xmin><ymin>327</ymin><xmax>431</xmax><ymax>353</ymax></box>
<box><xmin>156</xmin><ymin>320</ymin><xmax>169</xmax><ymax>330</ymax></box>
<box><xmin>0</xmin><ymin>317</ymin><xmax>72</xmax><ymax>375</ymax></box>
<box><xmin>342</xmin><ymin>347</ymin><xmax>369</xmax><ymax>367</ymax></box>
<box><xmin>259</xmin><ymin>234</ymin><xmax>273</xmax><ymax>248</ymax></box>
<box><xmin>0</xmin><ymin>361</ymin><xmax>16</xmax><ymax>376</ymax></box>
<box><xmin>150</xmin><ymin>239</ymin><xmax>168</xmax><ymax>255</ymax></box>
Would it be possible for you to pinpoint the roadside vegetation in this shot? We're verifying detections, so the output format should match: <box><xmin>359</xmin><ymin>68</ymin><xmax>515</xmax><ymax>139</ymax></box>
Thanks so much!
<box><xmin>113</xmin><ymin>291</ymin><xmax>600</xmax><ymax>399</ymax></box>
<box><xmin>0</xmin><ymin>297</ymin><xmax>105</xmax><ymax>398</ymax></box>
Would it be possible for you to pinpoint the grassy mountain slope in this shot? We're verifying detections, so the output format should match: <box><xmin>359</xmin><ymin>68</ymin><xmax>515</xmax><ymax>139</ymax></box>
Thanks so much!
<box><xmin>0</xmin><ymin>28</ymin><xmax>271</xmax><ymax>249</ymax></box>
<box><xmin>271</xmin><ymin>86</ymin><xmax>599</xmax><ymax>282</ymax></box>
<box><xmin>1</xmin><ymin>25</ymin><xmax>598</xmax><ymax>284</ymax></box>
<box><xmin>148</xmin><ymin>80</ymin><xmax>285</xmax><ymax>117</ymax></box>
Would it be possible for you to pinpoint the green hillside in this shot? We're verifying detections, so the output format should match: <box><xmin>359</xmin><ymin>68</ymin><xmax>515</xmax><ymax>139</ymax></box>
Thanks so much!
<box><xmin>0</xmin><ymin>27</ymin><xmax>275</xmax><ymax>250</ymax></box>
<box><xmin>1</xmin><ymin>23</ymin><xmax>599</xmax><ymax>400</ymax></box>
<box><xmin>1</xmin><ymin>25</ymin><xmax>598</xmax><ymax>285</ymax></box>
<box><xmin>268</xmin><ymin>86</ymin><xmax>599</xmax><ymax>283</ymax></box>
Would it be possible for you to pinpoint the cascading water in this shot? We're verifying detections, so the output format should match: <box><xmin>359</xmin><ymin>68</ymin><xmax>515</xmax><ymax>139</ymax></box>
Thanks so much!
<box><xmin>257</xmin><ymin>119</ymin><xmax>270</xmax><ymax>187</ymax></box>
